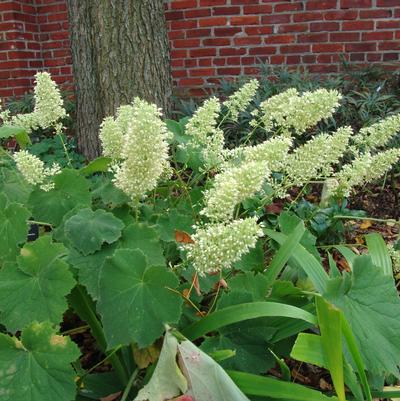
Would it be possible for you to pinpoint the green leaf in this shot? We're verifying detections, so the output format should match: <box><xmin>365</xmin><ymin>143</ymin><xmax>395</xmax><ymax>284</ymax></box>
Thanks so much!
<box><xmin>0</xmin><ymin>321</ymin><xmax>80</xmax><ymax>401</ymax></box>
<box><xmin>334</xmin><ymin>245</ymin><xmax>356</xmax><ymax>270</ymax></box>
<box><xmin>182</xmin><ymin>302</ymin><xmax>317</xmax><ymax>341</ymax></box>
<box><xmin>265</xmin><ymin>229</ymin><xmax>328</xmax><ymax>294</ymax></box>
<box><xmin>0</xmin><ymin>125</ymin><xmax>31</xmax><ymax>148</ymax></box>
<box><xmin>64</xmin><ymin>208</ymin><xmax>124</xmax><ymax>256</ymax></box>
<box><xmin>118</xmin><ymin>222</ymin><xmax>165</xmax><ymax>266</ymax></box>
<box><xmin>98</xmin><ymin>249</ymin><xmax>182</xmax><ymax>348</ymax></box>
<box><xmin>365</xmin><ymin>233</ymin><xmax>392</xmax><ymax>275</ymax></box>
<box><xmin>315</xmin><ymin>297</ymin><xmax>345</xmax><ymax>401</ymax></box>
<box><xmin>0</xmin><ymin>201</ymin><xmax>30</xmax><ymax>263</ymax></box>
<box><xmin>324</xmin><ymin>255</ymin><xmax>400</xmax><ymax>377</ymax></box>
<box><xmin>233</xmin><ymin>240</ymin><xmax>265</xmax><ymax>272</ymax></box>
<box><xmin>0</xmin><ymin>236</ymin><xmax>76</xmax><ymax>331</ymax></box>
<box><xmin>134</xmin><ymin>331</ymin><xmax>187</xmax><ymax>401</ymax></box>
<box><xmin>229</xmin><ymin>370</ymin><xmax>337</xmax><ymax>401</ymax></box>
<box><xmin>156</xmin><ymin>209</ymin><xmax>193</xmax><ymax>242</ymax></box>
<box><xmin>68</xmin><ymin>244</ymin><xmax>117</xmax><ymax>300</ymax></box>
<box><xmin>80</xmin><ymin>157</ymin><xmax>112</xmax><ymax>175</ymax></box>
<box><xmin>265</xmin><ymin>222</ymin><xmax>305</xmax><ymax>283</ymax></box>
<box><xmin>91</xmin><ymin>176</ymin><xmax>130</xmax><ymax>206</ymax></box>
<box><xmin>291</xmin><ymin>333</ymin><xmax>363</xmax><ymax>401</ymax></box>
<box><xmin>29</xmin><ymin>169</ymin><xmax>91</xmax><ymax>226</ymax></box>
<box><xmin>0</xmin><ymin>163</ymin><xmax>32</xmax><ymax>204</ymax></box>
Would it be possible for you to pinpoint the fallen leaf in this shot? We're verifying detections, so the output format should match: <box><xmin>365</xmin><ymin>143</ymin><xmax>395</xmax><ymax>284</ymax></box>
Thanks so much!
<box><xmin>360</xmin><ymin>220</ymin><xmax>372</xmax><ymax>230</ymax></box>
<box><xmin>133</xmin><ymin>343</ymin><xmax>161</xmax><ymax>369</ymax></box>
<box><xmin>175</xmin><ymin>230</ymin><xmax>194</xmax><ymax>244</ymax></box>
<box><xmin>101</xmin><ymin>391</ymin><xmax>122</xmax><ymax>401</ymax></box>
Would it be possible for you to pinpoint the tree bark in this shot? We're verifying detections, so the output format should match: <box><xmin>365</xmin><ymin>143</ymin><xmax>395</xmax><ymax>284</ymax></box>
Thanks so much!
<box><xmin>67</xmin><ymin>0</ymin><xmax>173</xmax><ymax>160</ymax></box>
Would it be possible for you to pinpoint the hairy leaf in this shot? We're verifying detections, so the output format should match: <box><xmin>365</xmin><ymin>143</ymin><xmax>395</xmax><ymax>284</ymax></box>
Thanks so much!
<box><xmin>0</xmin><ymin>321</ymin><xmax>80</xmax><ymax>401</ymax></box>
<box><xmin>64</xmin><ymin>208</ymin><xmax>124</xmax><ymax>255</ymax></box>
<box><xmin>98</xmin><ymin>249</ymin><xmax>182</xmax><ymax>348</ymax></box>
<box><xmin>0</xmin><ymin>236</ymin><xmax>76</xmax><ymax>331</ymax></box>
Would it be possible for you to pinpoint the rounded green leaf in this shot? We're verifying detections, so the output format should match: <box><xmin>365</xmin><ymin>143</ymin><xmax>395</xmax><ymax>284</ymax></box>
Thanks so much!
<box><xmin>0</xmin><ymin>201</ymin><xmax>30</xmax><ymax>264</ymax></box>
<box><xmin>0</xmin><ymin>321</ymin><xmax>80</xmax><ymax>401</ymax></box>
<box><xmin>64</xmin><ymin>208</ymin><xmax>124</xmax><ymax>255</ymax></box>
<box><xmin>118</xmin><ymin>222</ymin><xmax>165</xmax><ymax>266</ymax></box>
<box><xmin>29</xmin><ymin>169</ymin><xmax>91</xmax><ymax>226</ymax></box>
<box><xmin>0</xmin><ymin>236</ymin><xmax>76</xmax><ymax>332</ymax></box>
<box><xmin>98</xmin><ymin>249</ymin><xmax>182</xmax><ymax>348</ymax></box>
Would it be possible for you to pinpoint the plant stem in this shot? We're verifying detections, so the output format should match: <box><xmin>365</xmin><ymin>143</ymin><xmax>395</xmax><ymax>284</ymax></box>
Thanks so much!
<box><xmin>120</xmin><ymin>368</ymin><xmax>139</xmax><ymax>401</ymax></box>
<box><xmin>69</xmin><ymin>286</ymin><xmax>129</xmax><ymax>386</ymax></box>
<box><xmin>333</xmin><ymin>215</ymin><xmax>398</xmax><ymax>224</ymax></box>
<box><xmin>27</xmin><ymin>220</ymin><xmax>53</xmax><ymax>227</ymax></box>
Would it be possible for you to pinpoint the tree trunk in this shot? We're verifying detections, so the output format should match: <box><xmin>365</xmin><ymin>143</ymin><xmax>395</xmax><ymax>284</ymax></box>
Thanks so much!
<box><xmin>67</xmin><ymin>0</ymin><xmax>173</xmax><ymax>160</ymax></box>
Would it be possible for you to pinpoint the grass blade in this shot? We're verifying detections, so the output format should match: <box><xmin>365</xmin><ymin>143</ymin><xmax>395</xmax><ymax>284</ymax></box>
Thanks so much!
<box><xmin>265</xmin><ymin>222</ymin><xmax>305</xmax><ymax>283</ymax></box>
<box><xmin>228</xmin><ymin>370</ymin><xmax>338</xmax><ymax>401</ymax></box>
<box><xmin>365</xmin><ymin>233</ymin><xmax>392</xmax><ymax>275</ymax></box>
<box><xmin>265</xmin><ymin>229</ymin><xmax>329</xmax><ymax>293</ymax></box>
<box><xmin>316</xmin><ymin>297</ymin><xmax>346</xmax><ymax>401</ymax></box>
<box><xmin>182</xmin><ymin>302</ymin><xmax>317</xmax><ymax>340</ymax></box>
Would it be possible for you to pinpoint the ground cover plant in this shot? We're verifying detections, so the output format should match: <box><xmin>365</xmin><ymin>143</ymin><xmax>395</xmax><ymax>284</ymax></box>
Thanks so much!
<box><xmin>1</xmin><ymin>73</ymin><xmax>400</xmax><ymax>401</ymax></box>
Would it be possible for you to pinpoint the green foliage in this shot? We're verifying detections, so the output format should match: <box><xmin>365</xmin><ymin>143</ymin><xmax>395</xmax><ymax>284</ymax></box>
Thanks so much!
<box><xmin>1</xmin><ymin>72</ymin><xmax>400</xmax><ymax>401</ymax></box>
<box><xmin>0</xmin><ymin>321</ymin><xmax>80</xmax><ymax>401</ymax></box>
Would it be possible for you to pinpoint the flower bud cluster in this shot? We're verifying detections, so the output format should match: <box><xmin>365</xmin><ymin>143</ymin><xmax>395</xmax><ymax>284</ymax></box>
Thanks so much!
<box><xmin>259</xmin><ymin>88</ymin><xmax>341</xmax><ymax>135</ymax></box>
<box><xmin>223</xmin><ymin>79</ymin><xmax>259</xmax><ymax>122</ymax></box>
<box><xmin>13</xmin><ymin>150</ymin><xmax>60</xmax><ymax>191</ymax></box>
<box><xmin>184</xmin><ymin>217</ymin><xmax>263</xmax><ymax>274</ymax></box>
<box><xmin>100</xmin><ymin>98</ymin><xmax>171</xmax><ymax>200</ymax></box>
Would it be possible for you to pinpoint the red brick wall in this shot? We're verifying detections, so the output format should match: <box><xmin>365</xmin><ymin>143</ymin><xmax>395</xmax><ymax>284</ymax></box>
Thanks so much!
<box><xmin>0</xmin><ymin>0</ymin><xmax>399</xmax><ymax>99</ymax></box>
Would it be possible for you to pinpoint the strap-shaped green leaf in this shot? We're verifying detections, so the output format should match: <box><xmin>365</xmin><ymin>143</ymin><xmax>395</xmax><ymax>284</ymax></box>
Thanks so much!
<box><xmin>182</xmin><ymin>302</ymin><xmax>317</xmax><ymax>340</ymax></box>
<box><xmin>365</xmin><ymin>233</ymin><xmax>392</xmax><ymax>275</ymax></box>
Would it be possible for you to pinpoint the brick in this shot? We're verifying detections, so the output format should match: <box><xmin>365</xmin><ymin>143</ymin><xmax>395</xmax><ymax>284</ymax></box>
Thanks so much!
<box><xmin>359</xmin><ymin>9</ymin><xmax>392</xmax><ymax>18</ymax></box>
<box><xmin>217</xmin><ymin>67</ymin><xmax>241</xmax><ymax>75</ymax></box>
<box><xmin>270</xmin><ymin>55</ymin><xmax>286</xmax><ymax>64</ymax></box>
<box><xmin>324</xmin><ymin>10</ymin><xmax>358</xmax><ymax>20</ymax></box>
<box><xmin>308</xmin><ymin>64</ymin><xmax>338</xmax><ymax>73</ymax></box>
<box><xmin>184</xmin><ymin>9</ymin><xmax>211</xmax><ymax>18</ymax></box>
<box><xmin>349</xmin><ymin>53</ymin><xmax>365</xmax><ymax>61</ymax></box>
<box><xmin>241</xmin><ymin>56</ymin><xmax>255</xmax><ymax>64</ymax></box>
<box><xmin>261</xmin><ymin>14</ymin><xmax>291</xmax><ymax>24</ymax></box>
<box><xmin>278</xmin><ymin>23</ymin><xmax>308</xmax><ymax>33</ymax></box>
<box><xmin>214</xmin><ymin>27</ymin><xmax>242</xmax><ymax>36</ymax></box>
<box><xmin>379</xmin><ymin>41</ymin><xmax>400</xmax><ymax>50</ymax></box>
<box><xmin>234</xmin><ymin>36</ymin><xmax>262</xmax><ymax>45</ymax></box>
<box><xmin>340</xmin><ymin>0</ymin><xmax>372</xmax><ymax>8</ymax></box>
<box><xmin>286</xmin><ymin>55</ymin><xmax>301</xmax><ymax>64</ymax></box>
<box><xmin>184</xmin><ymin>59</ymin><xmax>197</xmax><ymax>67</ymax></box>
<box><xmin>245</xmin><ymin>26</ymin><xmax>273</xmax><ymax>35</ymax></box>
<box><xmin>274</xmin><ymin>2</ymin><xmax>303</xmax><ymax>12</ymax></box>
<box><xmin>313</xmin><ymin>43</ymin><xmax>344</xmax><ymax>52</ymax></box>
<box><xmin>362</xmin><ymin>31</ymin><xmax>393</xmax><ymax>41</ymax></box>
<box><xmin>243</xmin><ymin>5</ymin><xmax>273</xmax><ymax>14</ymax></box>
<box><xmin>249</xmin><ymin>46</ymin><xmax>277</xmax><ymax>55</ymax></box>
<box><xmin>293</xmin><ymin>12</ymin><xmax>321</xmax><ymax>22</ymax></box>
<box><xmin>342</xmin><ymin>20</ymin><xmax>374</xmax><ymax>30</ymax></box>
<box><xmin>173</xmin><ymin>39</ymin><xmax>200</xmax><ymax>48</ymax></box>
<box><xmin>203</xmin><ymin>38</ymin><xmax>231</xmax><ymax>46</ymax></box>
<box><xmin>231</xmin><ymin>16</ymin><xmax>260</xmax><ymax>25</ymax></box>
<box><xmin>171</xmin><ymin>0</ymin><xmax>197</xmax><ymax>9</ymax></box>
<box><xmin>168</xmin><ymin>31</ymin><xmax>185</xmax><ymax>40</ymax></box>
<box><xmin>298</xmin><ymin>33</ymin><xmax>329</xmax><ymax>42</ymax></box>
<box><xmin>226</xmin><ymin>56</ymin><xmax>241</xmax><ymax>65</ymax></box>
<box><xmin>199</xmin><ymin>17</ymin><xmax>227</xmax><ymax>27</ymax></box>
<box><xmin>165</xmin><ymin>10</ymin><xmax>184</xmax><ymax>20</ymax></box>
<box><xmin>330</xmin><ymin>32</ymin><xmax>360</xmax><ymax>41</ymax></box>
<box><xmin>376</xmin><ymin>20</ymin><xmax>400</xmax><ymax>29</ymax></box>
<box><xmin>306</xmin><ymin>0</ymin><xmax>337</xmax><ymax>10</ymax></box>
<box><xmin>232</xmin><ymin>0</ymin><xmax>259</xmax><ymax>4</ymax></box>
<box><xmin>265</xmin><ymin>34</ymin><xmax>295</xmax><ymax>44</ymax></box>
<box><xmin>200</xmin><ymin>0</ymin><xmax>227</xmax><ymax>5</ymax></box>
<box><xmin>186</xmin><ymin>28</ymin><xmax>211</xmax><ymax>38</ymax></box>
<box><xmin>213</xmin><ymin>57</ymin><xmax>226</xmax><ymax>65</ymax></box>
<box><xmin>367</xmin><ymin>53</ymin><xmax>382</xmax><ymax>62</ymax></box>
<box><xmin>170</xmin><ymin>20</ymin><xmax>197</xmax><ymax>29</ymax></box>
<box><xmin>383</xmin><ymin>53</ymin><xmax>399</xmax><ymax>61</ymax></box>
<box><xmin>280</xmin><ymin>44</ymin><xmax>310</xmax><ymax>53</ymax></box>
<box><xmin>377</xmin><ymin>0</ymin><xmax>400</xmax><ymax>5</ymax></box>
<box><xmin>220</xmin><ymin>47</ymin><xmax>247</xmax><ymax>56</ymax></box>
<box><xmin>213</xmin><ymin>6</ymin><xmax>241</xmax><ymax>15</ymax></box>
<box><xmin>345</xmin><ymin>42</ymin><xmax>376</xmax><ymax>52</ymax></box>
<box><xmin>190</xmin><ymin>48</ymin><xmax>216</xmax><ymax>57</ymax></box>
<box><xmin>179</xmin><ymin>78</ymin><xmax>204</xmax><ymax>87</ymax></box>
<box><xmin>302</xmin><ymin>55</ymin><xmax>317</xmax><ymax>63</ymax></box>
<box><xmin>199</xmin><ymin>58</ymin><xmax>212</xmax><ymax>66</ymax></box>
<box><xmin>190</xmin><ymin>68</ymin><xmax>216</xmax><ymax>77</ymax></box>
